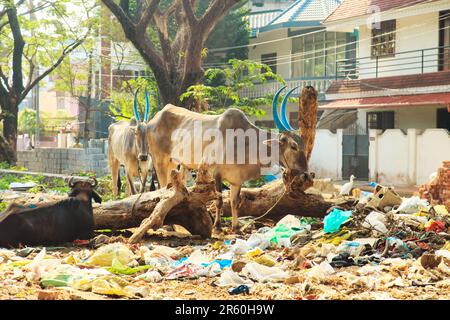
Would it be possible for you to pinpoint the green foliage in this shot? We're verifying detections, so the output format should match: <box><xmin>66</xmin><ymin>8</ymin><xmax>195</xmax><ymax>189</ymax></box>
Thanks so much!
<box><xmin>18</xmin><ymin>108</ymin><xmax>44</xmax><ymax>135</ymax></box>
<box><xmin>109</xmin><ymin>77</ymin><xmax>161</xmax><ymax>121</ymax></box>
<box><xmin>0</xmin><ymin>173</ymin><xmax>70</xmax><ymax>194</ymax></box>
<box><xmin>0</xmin><ymin>162</ymin><xmax>27</xmax><ymax>171</ymax></box>
<box><xmin>201</xmin><ymin>0</ymin><xmax>250</xmax><ymax>64</ymax></box>
<box><xmin>181</xmin><ymin>59</ymin><xmax>285</xmax><ymax>117</ymax></box>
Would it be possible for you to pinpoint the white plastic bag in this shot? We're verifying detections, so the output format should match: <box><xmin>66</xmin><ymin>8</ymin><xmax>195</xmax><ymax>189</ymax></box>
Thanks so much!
<box><xmin>396</xmin><ymin>196</ymin><xmax>430</xmax><ymax>214</ymax></box>
<box><xmin>214</xmin><ymin>270</ymin><xmax>253</xmax><ymax>287</ymax></box>
<box><xmin>136</xmin><ymin>270</ymin><xmax>163</xmax><ymax>283</ymax></box>
<box><xmin>241</xmin><ymin>262</ymin><xmax>288</xmax><ymax>283</ymax></box>
<box><xmin>363</xmin><ymin>211</ymin><xmax>388</xmax><ymax>235</ymax></box>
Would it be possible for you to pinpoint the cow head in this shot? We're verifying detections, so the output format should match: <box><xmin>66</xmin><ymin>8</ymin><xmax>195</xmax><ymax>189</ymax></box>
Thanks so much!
<box><xmin>132</xmin><ymin>89</ymin><xmax>152</xmax><ymax>162</ymax></box>
<box><xmin>68</xmin><ymin>177</ymin><xmax>102</xmax><ymax>204</ymax></box>
<box><xmin>264</xmin><ymin>86</ymin><xmax>313</xmax><ymax>175</ymax></box>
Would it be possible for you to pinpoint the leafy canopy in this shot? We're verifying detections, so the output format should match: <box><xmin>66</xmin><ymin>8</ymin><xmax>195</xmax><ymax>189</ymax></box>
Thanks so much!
<box><xmin>180</xmin><ymin>59</ymin><xmax>285</xmax><ymax>117</ymax></box>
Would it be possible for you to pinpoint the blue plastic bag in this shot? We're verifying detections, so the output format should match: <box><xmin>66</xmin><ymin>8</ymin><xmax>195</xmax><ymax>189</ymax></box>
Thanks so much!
<box><xmin>323</xmin><ymin>208</ymin><xmax>352</xmax><ymax>233</ymax></box>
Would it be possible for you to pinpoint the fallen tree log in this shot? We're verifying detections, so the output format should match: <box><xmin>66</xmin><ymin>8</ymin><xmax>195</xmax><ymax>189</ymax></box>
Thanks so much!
<box><xmin>92</xmin><ymin>168</ymin><xmax>335</xmax><ymax>238</ymax></box>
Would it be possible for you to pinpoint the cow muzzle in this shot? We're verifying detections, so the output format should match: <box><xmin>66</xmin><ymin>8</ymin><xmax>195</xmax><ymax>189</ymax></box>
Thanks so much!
<box><xmin>138</xmin><ymin>154</ymin><xmax>148</xmax><ymax>162</ymax></box>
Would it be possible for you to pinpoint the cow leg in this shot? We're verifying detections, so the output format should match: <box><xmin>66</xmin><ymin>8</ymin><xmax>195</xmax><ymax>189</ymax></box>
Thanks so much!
<box><xmin>139</xmin><ymin>163</ymin><xmax>148</xmax><ymax>193</ymax></box>
<box><xmin>110</xmin><ymin>158</ymin><xmax>120</xmax><ymax>199</ymax></box>
<box><xmin>125</xmin><ymin>173</ymin><xmax>137</xmax><ymax>196</ymax></box>
<box><xmin>230</xmin><ymin>184</ymin><xmax>241</xmax><ymax>233</ymax></box>
<box><xmin>213</xmin><ymin>174</ymin><xmax>223</xmax><ymax>231</ymax></box>
<box><xmin>153</xmin><ymin>155</ymin><xmax>170</xmax><ymax>188</ymax></box>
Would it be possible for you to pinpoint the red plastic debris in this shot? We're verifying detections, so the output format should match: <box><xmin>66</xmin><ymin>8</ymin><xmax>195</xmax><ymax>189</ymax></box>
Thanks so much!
<box><xmin>425</xmin><ymin>221</ymin><xmax>446</xmax><ymax>233</ymax></box>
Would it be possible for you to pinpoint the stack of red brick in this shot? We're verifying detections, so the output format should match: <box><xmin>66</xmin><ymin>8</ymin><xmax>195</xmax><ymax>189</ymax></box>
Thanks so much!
<box><xmin>419</xmin><ymin>161</ymin><xmax>450</xmax><ymax>210</ymax></box>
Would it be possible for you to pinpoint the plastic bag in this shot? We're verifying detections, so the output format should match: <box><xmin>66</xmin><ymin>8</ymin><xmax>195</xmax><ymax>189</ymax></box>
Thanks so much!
<box><xmin>241</xmin><ymin>262</ymin><xmax>288</xmax><ymax>283</ymax></box>
<box><xmin>336</xmin><ymin>241</ymin><xmax>365</xmax><ymax>257</ymax></box>
<box><xmin>307</xmin><ymin>261</ymin><xmax>335</xmax><ymax>280</ymax></box>
<box><xmin>276</xmin><ymin>215</ymin><xmax>302</xmax><ymax>229</ymax></box>
<box><xmin>434</xmin><ymin>205</ymin><xmax>449</xmax><ymax>216</ymax></box>
<box><xmin>106</xmin><ymin>258</ymin><xmax>150</xmax><ymax>275</ymax></box>
<box><xmin>246</xmin><ymin>233</ymin><xmax>271</xmax><ymax>250</ymax></box>
<box><xmin>214</xmin><ymin>270</ymin><xmax>253</xmax><ymax>287</ymax></box>
<box><xmin>362</xmin><ymin>211</ymin><xmax>388</xmax><ymax>235</ymax></box>
<box><xmin>87</xmin><ymin>243</ymin><xmax>135</xmax><ymax>267</ymax></box>
<box><xmin>73</xmin><ymin>275</ymin><xmax>132</xmax><ymax>297</ymax></box>
<box><xmin>323</xmin><ymin>208</ymin><xmax>352</xmax><ymax>233</ymax></box>
<box><xmin>396</xmin><ymin>196</ymin><xmax>430</xmax><ymax>214</ymax></box>
<box><xmin>136</xmin><ymin>270</ymin><xmax>163</xmax><ymax>282</ymax></box>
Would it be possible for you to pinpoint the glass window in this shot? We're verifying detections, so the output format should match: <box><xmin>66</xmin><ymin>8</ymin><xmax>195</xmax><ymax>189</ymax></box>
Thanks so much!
<box><xmin>261</xmin><ymin>53</ymin><xmax>277</xmax><ymax>74</ymax></box>
<box><xmin>291</xmin><ymin>32</ymin><xmax>348</xmax><ymax>78</ymax></box>
<box><xmin>371</xmin><ymin>20</ymin><xmax>396</xmax><ymax>58</ymax></box>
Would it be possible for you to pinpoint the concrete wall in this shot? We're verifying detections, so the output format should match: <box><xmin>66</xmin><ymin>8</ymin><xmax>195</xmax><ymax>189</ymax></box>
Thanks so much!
<box><xmin>358</xmin><ymin>12</ymin><xmax>440</xmax><ymax>79</ymax></box>
<box><xmin>416</xmin><ymin>129</ymin><xmax>450</xmax><ymax>184</ymax></box>
<box><xmin>356</xmin><ymin>105</ymin><xmax>442</xmax><ymax>131</ymax></box>
<box><xmin>309</xmin><ymin>129</ymin><xmax>343</xmax><ymax>180</ymax></box>
<box><xmin>249</xmin><ymin>29</ymin><xmax>291</xmax><ymax>79</ymax></box>
<box><xmin>369</xmin><ymin>129</ymin><xmax>450</xmax><ymax>185</ymax></box>
<box><xmin>17</xmin><ymin>139</ymin><xmax>109</xmax><ymax>177</ymax></box>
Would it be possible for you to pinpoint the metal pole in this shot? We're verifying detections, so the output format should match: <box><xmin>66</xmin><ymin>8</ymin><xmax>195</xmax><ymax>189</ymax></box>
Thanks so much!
<box><xmin>421</xmin><ymin>49</ymin><xmax>424</xmax><ymax>74</ymax></box>
<box><xmin>30</xmin><ymin>0</ymin><xmax>40</xmax><ymax>148</ymax></box>
<box><xmin>376</xmin><ymin>56</ymin><xmax>379</xmax><ymax>78</ymax></box>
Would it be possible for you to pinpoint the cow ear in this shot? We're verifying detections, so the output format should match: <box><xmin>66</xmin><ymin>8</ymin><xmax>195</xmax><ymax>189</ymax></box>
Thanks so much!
<box><xmin>91</xmin><ymin>191</ymin><xmax>102</xmax><ymax>204</ymax></box>
<box><xmin>262</xmin><ymin>139</ymin><xmax>280</xmax><ymax>146</ymax></box>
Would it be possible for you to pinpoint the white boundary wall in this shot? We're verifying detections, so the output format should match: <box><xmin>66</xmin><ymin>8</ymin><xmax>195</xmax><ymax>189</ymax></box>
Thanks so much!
<box><xmin>309</xmin><ymin>129</ymin><xmax>343</xmax><ymax>180</ymax></box>
<box><xmin>369</xmin><ymin>129</ymin><xmax>450</xmax><ymax>186</ymax></box>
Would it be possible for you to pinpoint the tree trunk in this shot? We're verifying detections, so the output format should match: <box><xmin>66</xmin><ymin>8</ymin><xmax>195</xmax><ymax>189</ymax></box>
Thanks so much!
<box><xmin>299</xmin><ymin>86</ymin><xmax>319</xmax><ymax>161</ymax></box>
<box><xmin>92</xmin><ymin>169</ymin><xmax>333</xmax><ymax>238</ymax></box>
<box><xmin>0</xmin><ymin>134</ymin><xmax>16</xmax><ymax>164</ymax></box>
<box><xmin>101</xmin><ymin>0</ymin><xmax>241</xmax><ymax>107</ymax></box>
<box><xmin>0</xmin><ymin>99</ymin><xmax>18</xmax><ymax>164</ymax></box>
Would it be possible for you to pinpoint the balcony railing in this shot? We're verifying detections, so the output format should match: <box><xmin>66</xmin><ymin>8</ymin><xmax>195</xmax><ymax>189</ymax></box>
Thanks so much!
<box><xmin>336</xmin><ymin>45</ymin><xmax>450</xmax><ymax>79</ymax></box>
<box><xmin>238</xmin><ymin>77</ymin><xmax>335</xmax><ymax>99</ymax></box>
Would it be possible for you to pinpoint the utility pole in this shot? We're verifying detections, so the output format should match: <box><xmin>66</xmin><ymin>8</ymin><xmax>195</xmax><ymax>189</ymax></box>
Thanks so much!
<box><xmin>29</xmin><ymin>0</ymin><xmax>40</xmax><ymax>148</ymax></box>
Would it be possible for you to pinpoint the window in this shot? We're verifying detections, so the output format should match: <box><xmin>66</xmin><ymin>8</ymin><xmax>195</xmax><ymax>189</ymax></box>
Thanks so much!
<box><xmin>366</xmin><ymin>111</ymin><xmax>394</xmax><ymax>131</ymax></box>
<box><xmin>437</xmin><ymin>108</ymin><xmax>449</xmax><ymax>131</ymax></box>
<box><xmin>371</xmin><ymin>20</ymin><xmax>396</xmax><ymax>58</ymax></box>
<box><xmin>291</xmin><ymin>32</ymin><xmax>347</xmax><ymax>78</ymax></box>
<box><xmin>56</xmin><ymin>97</ymin><xmax>65</xmax><ymax>110</ymax></box>
<box><xmin>261</xmin><ymin>53</ymin><xmax>277</xmax><ymax>74</ymax></box>
<box><xmin>439</xmin><ymin>10</ymin><xmax>450</xmax><ymax>71</ymax></box>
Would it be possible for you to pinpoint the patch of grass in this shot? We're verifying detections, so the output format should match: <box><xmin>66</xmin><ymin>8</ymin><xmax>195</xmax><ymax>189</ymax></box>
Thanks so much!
<box><xmin>0</xmin><ymin>162</ymin><xmax>27</xmax><ymax>171</ymax></box>
<box><xmin>0</xmin><ymin>202</ymin><xmax>7</xmax><ymax>212</ymax></box>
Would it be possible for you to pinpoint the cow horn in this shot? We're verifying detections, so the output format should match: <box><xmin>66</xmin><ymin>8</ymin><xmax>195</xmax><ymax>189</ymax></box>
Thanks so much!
<box><xmin>133</xmin><ymin>89</ymin><xmax>141</xmax><ymax>122</ymax></box>
<box><xmin>144</xmin><ymin>90</ymin><xmax>150</xmax><ymax>123</ymax></box>
<box><xmin>90</xmin><ymin>177</ymin><xmax>98</xmax><ymax>188</ymax></box>
<box><xmin>68</xmin><ymin>177</ymin><xmax>75</xmax><ymax>188</ymax></box>
<box><xmin>272</xmin><ymin>86</ymin><xmax>288</xmax><ymax>132</ymax></box>
<box><xmin>280</xmin><ymin>86</ymin><xmax>298</xmax><ymax>131</ymax></box>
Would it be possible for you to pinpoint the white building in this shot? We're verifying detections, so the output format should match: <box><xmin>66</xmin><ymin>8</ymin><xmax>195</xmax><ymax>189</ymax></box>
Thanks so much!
<box><xmin>241</xmin><ymin>0</ymin><xmax>450</xmax><ymax>186</ymax></box>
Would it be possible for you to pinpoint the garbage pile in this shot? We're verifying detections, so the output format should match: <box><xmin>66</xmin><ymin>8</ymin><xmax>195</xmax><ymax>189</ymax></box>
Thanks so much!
<box><xmin>0</xmin><ymin>184</ymin><xmax>450</xmax><ymax>300</ymax></box>
<box><xmin>419</xmin><ymin>161</ymin><xmax>450</xmax><ymax>210</ymax></box>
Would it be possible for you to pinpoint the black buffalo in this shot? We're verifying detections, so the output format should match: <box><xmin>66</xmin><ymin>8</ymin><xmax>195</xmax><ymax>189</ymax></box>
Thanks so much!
<box><xmin>0</xmin><ymin>177</ymin><xmax>102</xmax><ymax>248</ymax></box>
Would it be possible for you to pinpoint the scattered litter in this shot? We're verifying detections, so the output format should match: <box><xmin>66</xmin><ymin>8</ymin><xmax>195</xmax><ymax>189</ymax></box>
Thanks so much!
<box><xmin>323</xmin><ymin>208</ymin><xmax>352</xmax><ymax>233</ymax></box>
<box><xmin>228</xmin><ymin>284</ymin><xmax>250</xmax><ymax>295</ymax></box>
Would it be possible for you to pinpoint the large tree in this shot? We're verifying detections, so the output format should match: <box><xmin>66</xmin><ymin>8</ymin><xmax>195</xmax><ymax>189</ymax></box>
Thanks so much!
<box><xmin>0</xmin><ymin>0</ymin><xmax>95</xmax><ymax>164</ymax></box>
<box><xmin>101</xmin><ymin>0</ymin><xmax>244</xmax><ymax>107</ymax></box>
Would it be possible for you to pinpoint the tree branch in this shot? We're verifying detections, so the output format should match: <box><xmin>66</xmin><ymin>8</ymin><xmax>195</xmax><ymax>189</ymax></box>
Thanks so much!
<box><xmin>101</xmin><ymin>0</ymin><xmax>136</xmax><ymax>29</ymax></box>
<box><xmin>136</xmin><ymin>0</ymin><xmax>160</xmax><ymax>31</ymax></box>
<box><xmin>0</xmin><ymin>66</ymin><xmax>10</xmax><ymax>91</ymax></box>
<box><xmin>199</xmin><ymin>0</ymin><xmax>241</xmax><ymax>38</ymax></box>
<box><xmin>181</xmin><ymin>0</ymin><xmax>198</xmax><ymax>28</ymax></box>
<box><xmin>20</xmin><ymin>39</ymin><xmax>85</xmax><ymax>102</ymax></box>
<box><xmin>7</xmin><ymin>5</ymin><xmax>25</xmax><ymax>94</ymax></box>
